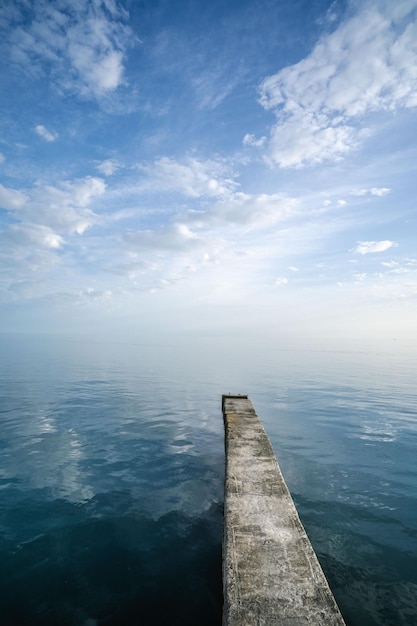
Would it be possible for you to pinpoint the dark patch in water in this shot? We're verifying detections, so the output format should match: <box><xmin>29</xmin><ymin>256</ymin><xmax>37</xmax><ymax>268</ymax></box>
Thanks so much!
<box><xmin>0</xmin><ymin>503</ymin><xmax>223</xmax><ymax>626</ymax></box>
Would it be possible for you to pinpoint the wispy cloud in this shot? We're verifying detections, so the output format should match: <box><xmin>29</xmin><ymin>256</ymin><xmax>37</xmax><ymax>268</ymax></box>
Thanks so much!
<box><xmin>0</xmin><ymin>222</ymin><xmax>65</xmax><ymax>253</ymax></box>
<box><xmin>138</xmin><ymin>156</ymin><xmax>238</xmax><ymax>198</ymax></box>
<box><xmin>242</xmin><ymin>133</ymin><xmax>266</xmax><ymax>148</ymax></box>
<box><xmin>124</xmin><ymin>223</ymin><xmax>201</xmax><ymax>253</ymax></box>
<box><xmin>353</xmin><ymin>272</ymin><xmax>368</xmax><ymax>281</ymax></box>
<box><xmin>274</xmin><ymin>277</ymin><xmax>288</xmax><ymax>286</ymax></box>
<box><xmin>4</xmin><ymin>0</ymin><xmax>134</xmax><ymax>101</ymax></box>
<box><xmin>0</xmin><ymin>183</ymin><xmax>28</xmax><ymax>210</ymax></box>
<box><xmin>1</xmin><ymin>176</ymin><xmax>105</xmax><ymax>255</ymax></box>
<box><xmin>259</xmin><ymin>2</ymin><xmax>417</xmax><ymax>167</ymax></box>
<box><xmin>352</xmin><ymin>240</ymin><xmax>397</xmax><ymax>255</ymax></box>
<box><xmin>185</xmin><ymin>192</ymin><xmax>298</xmax><ymax>231</ymax></box>
<box><xmin>351</xmin><ymin>187</ymin><xmax>391</xmax><ymax>197</ymax></box>
<box><xmin>0</xmin><ymin>175</ymin><xmax>108</xmax><ymax>303</ymax></box>
<box><xmin>95</xmin><ymin>159</ymin><xmax>120</xmax><ymax>176</ymax></box>
<box><xmin>34</xmin><ymin>124</ymin><xmax>58</xmax><ymax>142</ymax></box>
<box><xmin>192</xmin><ymin>67</ymin><xmax>235</xmax><ymax>110</ymax></box>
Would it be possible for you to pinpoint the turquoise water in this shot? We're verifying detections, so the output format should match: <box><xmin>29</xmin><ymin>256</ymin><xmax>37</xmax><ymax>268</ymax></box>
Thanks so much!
<box><xmin>1</xmin><ymin>335</ymin><xmax>417</xmax><ymax>625</ymax></box>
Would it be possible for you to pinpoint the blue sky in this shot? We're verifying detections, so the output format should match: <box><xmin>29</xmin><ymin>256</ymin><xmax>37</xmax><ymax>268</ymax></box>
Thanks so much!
<box><xmin>1</xmin><ymin>0</ymin><xmax>416</xmax><ymax>346</ymax></box>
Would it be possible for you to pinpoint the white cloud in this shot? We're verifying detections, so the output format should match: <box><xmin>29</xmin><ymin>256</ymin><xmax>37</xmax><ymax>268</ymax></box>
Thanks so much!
<box><xmin>67</xmin><ymin>41</ymin><xmax>124</xmax><ymax>97</ymax></box>
<box><xmin>138</xmin><ymin>157</ymin><xmax>298</xmax><ymax>230</ymax></box>
<box><xmin>139</xmin><ymin>156</ymin><xmax>238</xmax><ymax>198</ymax></box>
<box><xmin>389</xmin><ymin>267</ymin><xmax>409</xmax><ymax>274</ymax></box>
<box><xmin>0</xmin><ymin>183</ymin><xmax>28</xmax><ymax>210</ymax></box>
<box><xmin>79</xmin><ymin>287</ymin><xmax>112</xmax><ymax>302</ymax></box>
<box><xmin>352</xmin><ymin>240</ymin><xmax>397</xmax><ymax>254</ymax></box>
<box><xmin>264</xmin><ymin>110</ymin><xmax>357</xmax><ymax>167</ymax></box>
<box><xmin>59</xmin><ymin>176</ymin><xmax>106</xmax><ymax>209</ymax></box>
<box><xmin>1</xmin><ymin>176</ymin><xmax>105</xmax><ymax>248</ymax></box>
<box><xmin>110</xmin><ymin>189</ymin><xmax>299</xmax><ymax>293</ymax></box>
<box><xmin>34</xmin><ymin>124</ymin><xmax>58</xmax><ymax>142</ymax></box>
<box><xmin>259</xmin><ymin>3</ymin><xmax>417</xmax><ymax>167</ymax></box>
<box><xmin>0</xmin><ymin>153</ymin><xmax>4</xmax><ymax>163</ymax></box>
<box><xmin>5</xmin><ymin>0</ymin><xmax>133</xmax><ymax>101</ymax></box>
<box><xmin>2</xmin><ymin>223</ymin><xmax>65</xmax><ymax>250</ymax></box>
<box><xmin>186</xmin><ymin>192</ymin><xmax>297</xmax><ymax>230</ymax></box>
<box><xmin>42</xmin><ymin>230</ymin><xmax>64</xmax><ymax>249</ymax></box>
<box><xmin>370</xmin><ymin>187</ymin><xmax>391</xmax><ymax>196</ymax></box>
<box><xmin>275</xmin><ymin>277</ymin><xmax>288</xmax><ymax>286</ymax></box>
<box><xmin>353</xmin><ymin>273</ymin><xmax>368</xmax><ymax>281</ymax></box>
<box><xmin>0</xmin><ymin>175</ymin><xmax>109</xmax><ymax>300</ymax></box>
<box><xmin>17</xmin><ymin>177</ymin><xmax>106</xmax><ymax>236</ymax></box>
<box><xmin>96</xmin><ymin>159</ymin><xmax>120</xmax><ymax>176</ymax></box>
<box><xmin>351</xmin><ymin>187</ymin><xmax>391</xmax><ymax>196</ymax></box>
<box><xmin>243</xmin><ymin>133</ymin><xmax>266</xmax><ymax>148</ymax></box>
<box><xmin>124</xmin><ymin>223</ymin><xmax>201</xmax><ymax>252</ymax></box>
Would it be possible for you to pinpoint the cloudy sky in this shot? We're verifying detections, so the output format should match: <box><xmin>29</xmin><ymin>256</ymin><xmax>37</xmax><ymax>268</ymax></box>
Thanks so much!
<box><xmin>1</xmin><ymin>0</ymin><xmax>416</xmax><ymax>346</ymax></box>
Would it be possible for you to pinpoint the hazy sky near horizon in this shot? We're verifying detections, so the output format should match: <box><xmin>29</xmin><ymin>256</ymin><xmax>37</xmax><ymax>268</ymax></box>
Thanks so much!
<box><xmin>1</xmin><ymin>0</ymin><xmax>416</xmax><ymax>345</ymax></box>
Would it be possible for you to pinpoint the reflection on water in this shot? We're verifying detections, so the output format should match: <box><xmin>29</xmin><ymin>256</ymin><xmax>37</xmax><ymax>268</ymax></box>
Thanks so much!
<box><xmin>1</xmin><ymin>335</ymin><xmax>417</xmax><ymax>625</ymax></box>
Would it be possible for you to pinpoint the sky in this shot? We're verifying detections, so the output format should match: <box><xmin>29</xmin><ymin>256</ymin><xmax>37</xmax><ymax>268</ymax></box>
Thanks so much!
<box><xmin>1</xmin><ymin>0</ymin><xmax>417</xmax><ymax>347</ymax></box>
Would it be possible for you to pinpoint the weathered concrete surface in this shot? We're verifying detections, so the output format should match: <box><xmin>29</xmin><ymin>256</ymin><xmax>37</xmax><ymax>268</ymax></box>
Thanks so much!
<box><xmin>222</xmin><ymin>394</ymin><xmax>345</xmax><ymax>626</ymax></box>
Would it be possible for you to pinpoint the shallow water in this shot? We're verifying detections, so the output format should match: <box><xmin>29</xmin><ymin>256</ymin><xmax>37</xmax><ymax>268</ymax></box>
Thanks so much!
<box><xmin>1</xmin><ymin>335</ymin><xmax>417</xmax><ymax>625</ymax></box>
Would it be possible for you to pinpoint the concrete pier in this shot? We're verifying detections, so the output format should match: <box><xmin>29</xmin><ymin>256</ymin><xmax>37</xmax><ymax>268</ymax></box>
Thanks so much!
<box><xmin>222</xmin><ymin>394</ymin><xmax>345</xmax><ymax>626</ymax></box>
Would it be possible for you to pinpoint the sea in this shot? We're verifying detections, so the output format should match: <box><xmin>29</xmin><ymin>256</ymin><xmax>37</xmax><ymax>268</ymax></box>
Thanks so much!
<box><xmin>1</xmin><ymin>333</ymin><xmax>417</xmax><ymax>626</ymax></box>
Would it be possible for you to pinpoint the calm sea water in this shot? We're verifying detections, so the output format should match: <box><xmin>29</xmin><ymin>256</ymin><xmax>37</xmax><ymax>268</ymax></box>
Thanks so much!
<box><xmin>1</xmin><ymin>334</ymin><xmax>417</xmax><ymax>625</ymax></box>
